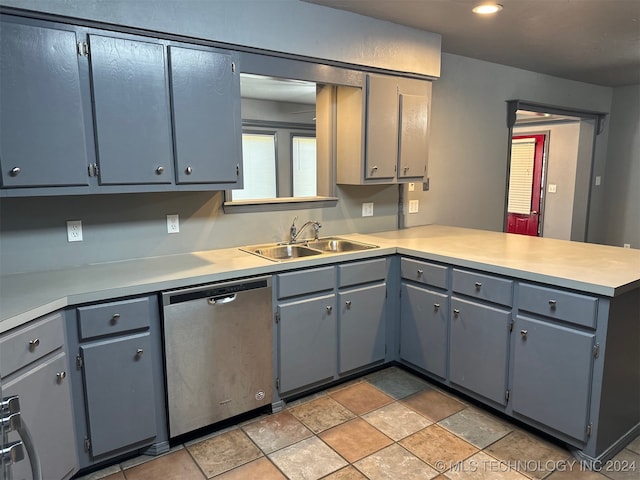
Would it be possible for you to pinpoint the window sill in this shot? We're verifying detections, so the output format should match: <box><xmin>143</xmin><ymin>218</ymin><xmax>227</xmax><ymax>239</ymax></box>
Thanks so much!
<box><xmin>223</xmin><ymin>196</ymin><xmax>338</xmax><ymax>213</ymax></box>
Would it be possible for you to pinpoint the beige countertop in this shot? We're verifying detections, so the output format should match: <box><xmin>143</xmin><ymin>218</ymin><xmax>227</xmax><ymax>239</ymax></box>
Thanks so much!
<box><xmin>1</xmin><ymin>225</ymin><xmax>639</xmax><ymax>334</ymax></box>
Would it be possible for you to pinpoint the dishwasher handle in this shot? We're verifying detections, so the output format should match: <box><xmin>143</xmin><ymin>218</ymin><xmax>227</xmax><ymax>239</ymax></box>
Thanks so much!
<box><xmin>207</xmin><ymin>294</ymin><xmax>237</xmax><ymax>305</ymax></box>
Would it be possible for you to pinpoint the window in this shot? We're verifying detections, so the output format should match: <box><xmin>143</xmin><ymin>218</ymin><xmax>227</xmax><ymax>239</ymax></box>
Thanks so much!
<box><xmin>292</xmin><ymin>135</ymin><xmax>317</xmax><ymax>197</ymax></box>
<box><xmin>231</xmin><ymin>133</ymin><xmax>277</xmax><ymax>201</ymax></box>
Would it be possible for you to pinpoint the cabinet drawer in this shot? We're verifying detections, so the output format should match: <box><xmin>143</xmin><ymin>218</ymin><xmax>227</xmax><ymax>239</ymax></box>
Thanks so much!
<box><xmin>0</xmin><ymin>311</ymin><xmax>65</xmax><ymax>378</ymax></box>
<box><xmin>277</xmin><ymin>266</ymin><xmax>335</xmax><ymax>299</ymax></box>
<box><xmin>77</xmin><ymin>296</ymin><xmax>151</xmax><ymax>340</ymax></box>
<box><xmin>338</xmin><ymin>258</ymin><xmax>386</xmax><ymax>288</ymax></box>
<box><xmin>452</xmin><ymin>269</ymin><xmax>513</xmax><ymax>307</ymax></box>
<box><xmin>400</xmin><ymin>258</ymin><xmax>448</xmax><ymax>289</ymax></box>
<box><xmin>517</xmin><ymin>283</ymin><xmax>598</xmax><ymax>328</ymax></box>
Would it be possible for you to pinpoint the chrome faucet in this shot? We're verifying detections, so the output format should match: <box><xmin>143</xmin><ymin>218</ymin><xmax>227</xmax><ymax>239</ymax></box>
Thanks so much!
<box><xmin>289</xmin><ymin>216</ymin><xmax>322</xmax><ymax>243</ymax></box>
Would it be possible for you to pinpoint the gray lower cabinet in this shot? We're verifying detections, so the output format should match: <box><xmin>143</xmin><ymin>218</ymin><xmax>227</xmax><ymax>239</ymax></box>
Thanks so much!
<box><xmin>0</xmin><ymin>17</ymin><xmax>90</xmax><ymax>189</ymax></box>
<box><xmin>277</xmin><ymin>293</ymin><xmax>337</xmax><ymax>394</ymax></box>
<box><xmin>399</xmin><ymin>282</ymin><xmax>448</xmax><ymax>378</ymax></box>
<box><xmin>449</xmin><ymin>297</ymin><xmax>511</xmax><ymax>406</ymax></box>
<box><xmin>67</xmin><ymin>295</ymin><xmax>168</xmax><ymax>468</ymax></box>
<box><xmin>511</xmin><ymin>316</ymin><xmax>595</xmax><ymax>442</ymax></box>
<box><xmin>0</xmin><ymin>311</ymin><xmax>78</xmax><ymax>480</ymax></box>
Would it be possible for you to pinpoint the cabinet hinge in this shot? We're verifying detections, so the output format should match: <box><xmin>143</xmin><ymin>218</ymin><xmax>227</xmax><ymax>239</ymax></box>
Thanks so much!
<box><xmin>505</xmin><ymin>389</ymin><xmax>510</xmax><ymax>402</ymax></box>
<box><xmin>231</xmin><ymin>62</ymin><xmax>236</xmax><ymax>73</ymax></box>
<box><xmin>77</xmin><ymin>41</ymin><xmax>89</xmax><ymax>57</ymax></box>
<box><xmin>84</xmin><ymin>437</ymin><xmax>91</xmax><ymax>452</ymax></box>
<box><xmin>275</xmin><ymin>311</ymin><xmax>280</xmax><ymax>324</ymax></box>
<box><xmin>276</xmin><ymin>378</ymin><xmax>280</xmax><ymax>390</ymax></box>
<box><xmin>593</xmin><ymin>342</ymin><xmax>600</xmax><ymax>359</ymax></box>
<box><xmin>586</xmin><ymin>422</ymin><xmax>592</xmax><ymax>437</ymax></box>
<box><xmin>76</xmin><ymin>354</ymin><xmax>83</xmax><ymax>369</ymax></box>
<box><xmin>509</xmin><ymin>320</ymin><xmax>514</xmax><ymax>333</ymax></box>
<box><xmin>88</xmin><ymin>163</ymin><xmax>99</xmax><ymax>177</ymax></box>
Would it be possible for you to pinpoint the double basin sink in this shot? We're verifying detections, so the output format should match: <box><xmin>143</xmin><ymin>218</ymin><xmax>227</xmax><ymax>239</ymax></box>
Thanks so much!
<box><xmin>241</xmin><ymin>237</ymin><xmax>378</xmax><ymax>262</ymax></box>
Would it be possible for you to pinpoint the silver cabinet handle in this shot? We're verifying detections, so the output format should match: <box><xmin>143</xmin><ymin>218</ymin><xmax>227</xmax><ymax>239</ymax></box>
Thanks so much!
<box><xmin>434</xmin><ymin>303</ymin><xmax>440</xmax><ymax>311</ymax></box>
<box><xmin>520</xmin><ymin>330</ymin><xmax>528</xmax><ymax>338</ymax></box>
<box><xmin>110</xmin><ymin>313</ymin><xmax>120</xmax><ymax>325</ymax></box>
<box><xmin>475</xmin><ymin>282</ymin><xmax>482</xmax><ymax>289</ymax></box>
<box><xmin>9</xmin><ymin>167</ymin><xmax>21</xmax><ymax>177</ymax></box>
<box><xmin>1</xmin><ymin>440</ymin><xmax>25</xmax><ymax>464</ymax></box>
<box><xmin>185</xmin><ymin>166</ymin><xmax>193</xmax><ymax>175</ymax></box>
<box><xmin>28</xmin><ymin>338</ymin><xmax>40</xmax><ymax>351</ymax></box>
<box><xmin>326</xmin><ymin>305</ymin><xmax>333</xmax><ymax>314</ymax></box>
<box><xmin>370</xmin><ymin>166</ymin><xmax>378</xmax><ymax>175</ymax></box>
<box><xmin>56</xmin><ymin>371</ymin><xmax>66</xmax><ymax>383</ymax></box>
<box><xmin>155</xmin><ymin>166</ymin><xmax>165</xmax><ymax>175</ymax></box>
<box><xmin>453</xmin><ymin>309</ymin><xmax>460</xmax><ymax>317</ymax></box>
<box><xmin>548</xmin><ymin>300</ymin><xmax>557</xmax><ymax>308</ymax></box>
<box><xmin>135</xmin><ymin>349</ymin><xmax>144</xmax><ymax>359</ymax></box>
<box><xmin>417</xmin><ymin>269</ymin><xmax>424</xmax><ymax>277</ymax></box>
<box><xmin>345</xmin><ymin>300</ymin><xmax>352</xmax><ymax>309</ymax></box>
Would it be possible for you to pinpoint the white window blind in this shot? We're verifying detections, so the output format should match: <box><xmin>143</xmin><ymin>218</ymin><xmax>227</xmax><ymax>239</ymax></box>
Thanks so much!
<box><xmin>232</xmin><ymin>133</ymin><xmax>277</xmax><ymax>200</ymax></box>
<box><xmin>507</xmin><ymin>138</ymin><xmax>536</xmax><ymax>215</ymax></box>
<box><xmin>292</xmin><ymin>136</ymin><xmax>317</xmax><ymax>197</ymax></box>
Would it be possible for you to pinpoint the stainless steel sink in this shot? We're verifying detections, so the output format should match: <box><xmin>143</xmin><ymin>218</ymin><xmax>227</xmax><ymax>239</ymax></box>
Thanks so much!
<box><xmin>304</xmin><ymin>237</ymin><xmax>378</xmax><ymax>253</ymax></box>
<box><xmin>240</xmin><ymin>237</ymin><xmax>378</xmax><ymax>261</ymax></box>
<box><xmin>241</xmin><ymin>244</ymin><xmax>323</xmax><ymax>261</ymax></box>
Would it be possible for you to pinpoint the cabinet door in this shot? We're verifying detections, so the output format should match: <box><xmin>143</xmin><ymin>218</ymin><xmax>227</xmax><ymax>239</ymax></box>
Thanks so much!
<box><xmin>278</xmin><ymin>294</ymin><xmax>336</xmax><ymax>394</ymax></box>
<box><xmin>80</xmin><ymin>332</ymin><xmax>156</xmax><ymax>457</ymax></box>
<box><xmin>3</xmin><ymin>352</ymin><xmax>77</xmax><ymax>480</ymax></box>
<box><xmin>397</xmin><ymin>92</ymin><xmax>428</xmax><ymax>179</ymax></box>
<box><xmin>169</xmin><ymin>45</ymin><xmax>241</xmax><ymax>185</ymax></box>
<box><xmin>88</xmin><ymin>34</ymin><xmax>173</xmax><ymax>185</ymax></box>
<box><xmin>399</xmin><ymin>283</ymin><xmax>448</xmax><ymax>378</ymax></box>
<box><xmin>450</xmin><ymin>297</ymin><xmax>511</xmax><ymax>405</ymax></box>
<box><xmin>338</xmin><ymin>283</ymin><xmax>386</xmax><ymax>374</ymax></box>
<box><xmin>0</xmin><ymin>20</ymin><xmax>90</xmax><ymax>188</ymax></box>
<box><xmin>365</xmin><ymin>75</ymin><xmax>398</xmax><ymax>180</ymax></box>
<box><xmin>512</xmin><ymin>316</ymin><xmax>595</xmax><ymax>442</ymax></box>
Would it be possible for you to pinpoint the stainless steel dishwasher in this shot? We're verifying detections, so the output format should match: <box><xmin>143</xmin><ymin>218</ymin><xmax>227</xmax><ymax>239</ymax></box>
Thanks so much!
<box><xmin>162</xmin><ymin>276</ymin><xmax>273</xmax><ymax>438</ymax></box>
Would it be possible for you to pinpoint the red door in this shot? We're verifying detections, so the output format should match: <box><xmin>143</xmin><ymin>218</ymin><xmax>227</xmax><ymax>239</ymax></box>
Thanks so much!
<box><xmin>507</xmin><ymin>134</ymin><xmax>545</xmax><ymax>236</ymax></box>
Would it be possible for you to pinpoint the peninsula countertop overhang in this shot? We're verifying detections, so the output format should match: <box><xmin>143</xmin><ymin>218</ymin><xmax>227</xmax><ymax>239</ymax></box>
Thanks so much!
<box><xmin>2</xmin><ymin>225</ymin><xmax>639</xmax><ymax>334</ymax></box>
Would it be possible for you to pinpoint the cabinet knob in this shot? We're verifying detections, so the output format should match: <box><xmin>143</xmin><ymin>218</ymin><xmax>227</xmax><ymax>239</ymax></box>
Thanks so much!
<box><xmin>155</xmin><ymin>166</ymin><xmax>165</xmax><ymax>175</ymax></box>
<box><xmin>434</xmin><ymin>303</ymin><xmax>440</xmax><ymax>311</ymax></box>
<box><xmin>417</xmin><ymin>269</ymin><xmax>424</xmax><ymax>277</ymax></box>
<box><xmin>520</xmin><ymin>330</ymin><xmax>528</xmax><ymax>339</ymax></box>
<box><xmin>185</xmin><ymin>166</ymin><xmax>193</xmax><ymax>175</ymax></box>
<box><xmin>453</xmin><ymin>309</ymin><xmax>460</xmax><ymax>317</ymax></box>
<box><xmin>345</xmin><ymin>300</ymin><xmax>352</xmax><ymax>309</ymax></box>
<box><xmin>326</xmin><ymin>305</ymin><xmax>333</xmax><ymax>314</ymax></box>
<box><xmin>370</xmin><ymin>166</ymin><xmax>378</xmax><ymax>175</ymax></box>
<box><xmin>475</xmin><ymin>282</ymin><xmax>482</xmax><ymax>289</ymax></box>
<box><xmin>110</xmin><ymin>313</ymin><xmax>120</xmax><ymax>325</ymax></box>
<box><xmin>548</xmin><ymin>300</ymin><xmax>557</xmax><ymax>309</ymax></box>
<box><xmin>28</xmin><ymin>338</ymin><xmax>40</xmax><ymax>351</ymax></box>
<box><xmin>135</xmin><ymin>348</ymin><xmax>144</xmax><ymax>359</ymax></box>
<box><xmin>9</xmin><ymin>167</ymin><xmax>21</xmax><ymax>177</ymax></box>
<box><xmin>56</xmin><ymin>371</ymin><xmax>67</xmax><ymax>383</ymax></box>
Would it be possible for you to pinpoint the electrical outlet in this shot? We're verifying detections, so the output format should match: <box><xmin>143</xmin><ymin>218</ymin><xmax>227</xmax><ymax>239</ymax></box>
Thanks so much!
<box><xmin>408</xmin><ymin>199</ymin><xmax>419</xmax><ymax>214</ymax></box>
<box><xmin>595</xmin><ymin>176</ymin><xmax>602</xmax><ymax>186</ymax></box>
<box><xmin>548</xmin><ymin>184</ymin><xmax>557</xmax><ymax>193</ymax></box>
<box><xmin>408</xmin><ymin>182</ymin><xmax>415</xmax><ymax>192</ymax></box>
<box><xmin>67</xmin><ymin>220</ymin><xmax>83</xmax><ymax>242</ymax></box>
<box><xmin>167</xmin><ymin>214</ymin><xmax>180</xmax><ymax>234</ymax></box>
<box><xmin>362</xmin><ymin>202</ymin><xmax>374</xmax><ymax>217</ymax></box>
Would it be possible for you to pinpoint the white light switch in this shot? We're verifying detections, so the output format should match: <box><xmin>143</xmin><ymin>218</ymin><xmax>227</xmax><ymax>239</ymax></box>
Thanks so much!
<box><xmin>408</xmin><ymin>200</ymin><xmax>419</xmax><ymax>214</ymax></box>
<box><xmin>595</xmin><ymin>176</ymin><xmax>601</xmax><ymax>186</ymax></box>
<box><xmin>362</xmin><ymin>202</ymin><xmax>374</xmax><ymax>217</ymax></box>
<box><xmin>167</xmin><ymin>214</ymin><xmax>180</xmax><ymax>233</ymax></box>
<box><xmin>408</xmin><ymin>182</ymin><xmax>415</xmax><ymax>192</ymax></box>
<box><xmin>548</xmin><ymin>184</ymin><xmax>557</xmax><ymax>193</ymax></box>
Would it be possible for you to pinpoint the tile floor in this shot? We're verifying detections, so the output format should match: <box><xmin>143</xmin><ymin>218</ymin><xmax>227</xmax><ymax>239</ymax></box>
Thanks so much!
<box><xmin>78</xmin><ymin>367</ymin><xmax>640</xmax><ymax>480</ymax></box>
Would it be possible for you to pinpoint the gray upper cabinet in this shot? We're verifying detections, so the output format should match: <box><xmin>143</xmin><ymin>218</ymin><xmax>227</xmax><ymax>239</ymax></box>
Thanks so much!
<box><xmin>0</xmin><ymin>18</ymin><xmax>90</xmax><ymax>188</ymax></box>
<box><xmin>336</xmin><ymin>73</ymin><xmax>431</xmax><ymax>185</ymax></box>
<box><xmin>89</xmin><ymin>34</ymin><xmax>174</xmax><ymax>185</ymax></box>
<box><xmin>169</xmin><ymin>45</ymin><xmax>242</xmax><ymax>186</ymax></box>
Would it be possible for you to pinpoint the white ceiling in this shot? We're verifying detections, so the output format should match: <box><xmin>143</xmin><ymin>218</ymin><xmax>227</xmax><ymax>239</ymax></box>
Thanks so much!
<box><xmin>303</xmin><ymin>0</ymin><xmax>640</xmax><ymax>87</ymax></box>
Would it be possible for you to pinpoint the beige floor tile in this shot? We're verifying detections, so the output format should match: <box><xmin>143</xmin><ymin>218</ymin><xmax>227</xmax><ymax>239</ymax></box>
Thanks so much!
<box><xmin>402</xmin><ymin>388</ymin><xmax>466</xmax><ymax>422</ymax></box>
<box><xmin>329</xmin><ymin>382</ymin><xmax>394</xmax><ymax>415</ymax></box>
<box><xmin>354</xmin><ymin>443</ymin><xmax>440</xmax><ymax>480</ymax></box>
<box><xmin>443</xmin><ymin>451</ymin><xmax>530</xmax><ymax>480</ymax></box>
<box><xmin>319</xmin><ymin>418</ymin><xmax>393</xmax><ymax>462</ymax></box>
<box><xmin>626</xmin><ymin>435</ymin><xmax>640</xmax><ymax>455</ymax></box>
<box><xmin>242</xmin><ymin>410</ymin><xmax>313</xmax><ymax>454</ymax></box>
<box><xmin>484</xmin><ymin>430</ymin><xmax>571</xmax><ymax>480</ymax></box>
<box><xmin>100</xmin><ymin>473</ymin><xmax>126</xmax><ymax>480</ymax></box>
<box><xmin>544</xmin><ymin>464</ymin><xmax>609</xmax><ymax>480</ymax></box>
<box><xmin>363</xmin><ymin>401</ymin><xmax>433</xmax><ymax>441</ymax></box>
<box><xmin>400</xmin><ymin>424</ymin><xmax>479</xmax><ymax>472</ymax></box>
<box><xmin>601</xmin><ymin>448</ymin><xmax>640</xmax><ymax>480</ymax></box>
<box><xmin>322</xmin><ymin>465</ymin><xmax>369</xmax><ymax>479</ymax></box>
<box><xmin>187</xmin><ymin>428</ymin><xmax>262</xmax><ymax>477</ymax></box>
<box><xmin>288</xmin><ymin>395</ymin><xmax>357</xmax><ymax>433</ymax></box>
<box><xmin>438</xmin><ymin>406</ymin><xmax>512</xmax><ymax>448</ymax></box>
<box><xmin>123</xmin><ymin>449</ymin><xmax>205</xmax><ymax>480</ymax></box>
<box><xmin>212</xmin><ymin>457</ymin><xmax>286</xmax><ymax>479</ymax></box>
<box><xmin>268</xmin><ymin>436</ymin><xmax>348</xmax><ymax>480</ymax></box>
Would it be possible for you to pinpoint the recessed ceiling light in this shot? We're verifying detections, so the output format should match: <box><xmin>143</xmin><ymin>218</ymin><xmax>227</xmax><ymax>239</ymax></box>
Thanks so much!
<box><xmin>472</xmin><ymin>4</ymin><xmax>503</xmax><ymax>15</ymax></box>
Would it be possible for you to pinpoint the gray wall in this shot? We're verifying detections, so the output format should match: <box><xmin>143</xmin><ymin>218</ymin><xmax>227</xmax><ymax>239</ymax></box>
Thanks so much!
<box><xmin>404</xmin><ymin>53</ymin><xmax>612</xmax><ymax>239</ymax></box>
<box><xmin>602</xmin><ymin>85</ymin><xmax>640</xmax><ymax>248</ymax></box>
